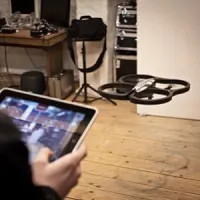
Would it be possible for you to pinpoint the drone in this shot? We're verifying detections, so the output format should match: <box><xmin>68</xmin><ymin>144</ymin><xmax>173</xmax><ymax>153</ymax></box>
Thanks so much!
<box><xmin>98</xmin><ymin>74</ymin><xmax>190</xmax><ymax>105</ymax></box>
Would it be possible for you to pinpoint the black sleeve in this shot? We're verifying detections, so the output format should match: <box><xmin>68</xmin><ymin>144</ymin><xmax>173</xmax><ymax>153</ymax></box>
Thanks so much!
<box><xmin>0</xmin><ymin>112</ymin><xmax>61</xmax><ymax>200</ymax></box>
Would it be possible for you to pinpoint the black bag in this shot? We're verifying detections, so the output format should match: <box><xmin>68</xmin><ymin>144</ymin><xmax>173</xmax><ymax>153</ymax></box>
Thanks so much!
<box><xmin>67</xmin><ymin>16</ymin><xmax>107</xmax><ymax>73</ymax></box>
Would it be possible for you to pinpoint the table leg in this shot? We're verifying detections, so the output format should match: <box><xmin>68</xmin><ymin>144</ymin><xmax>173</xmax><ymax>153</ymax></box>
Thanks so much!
<box><xmin>45</xmin><ymin>42</ymin><xmax>63</xmax><ymax>96</ymax></box>
<box><xmin>45</xmin><ymin>42</ymin><xmax>63</xmax><ymax>77</ymax></box>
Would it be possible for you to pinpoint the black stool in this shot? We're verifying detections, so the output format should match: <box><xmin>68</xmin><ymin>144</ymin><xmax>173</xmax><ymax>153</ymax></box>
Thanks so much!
<box><xmin>20</xmin><ymin>71</ymin><xmax>46</xmax><ymax>94</ymax></box>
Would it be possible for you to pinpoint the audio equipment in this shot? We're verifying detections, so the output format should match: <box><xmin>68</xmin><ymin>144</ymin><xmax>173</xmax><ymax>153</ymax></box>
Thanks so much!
<box><xmin>116</xmin><ymin>6</ymin><xmax>137</xmax><ymax>29</ymax></box>
<box><xmin>115</xmin><ymin>29</ymin><xmax>137</xmax><ymax>55</ymax></box>
<box><xmin>30</xmin><ymin>19</ymin><xmax>58</xmax><ymax>38</ymax></box>
<box><xmin>20</xmin><ymin>71</ymin><xmax>46</xmax><ymax>95</ymax></box>
<box><xmin>48</xmin><ymin>70</ymin><xmax>75</xmax><ymax>99</ymax></box>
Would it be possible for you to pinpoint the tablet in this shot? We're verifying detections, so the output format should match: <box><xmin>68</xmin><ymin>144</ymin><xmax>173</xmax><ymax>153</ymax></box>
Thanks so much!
<box><xmin>0</xmin><ymin>88</ymin><xmax>98</xmax><ymax>162</ymax></box>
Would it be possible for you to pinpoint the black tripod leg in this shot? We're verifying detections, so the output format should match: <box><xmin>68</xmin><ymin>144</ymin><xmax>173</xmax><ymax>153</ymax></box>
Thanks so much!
<box><xmin>87</xmin><ymin>85</ymin><xmax>117</xmax><ymax>106</ymax></box>
<box><xmin>72</xmin><ymin>85</ymin><xmax>84</xmax><ymax>102</ymax></box>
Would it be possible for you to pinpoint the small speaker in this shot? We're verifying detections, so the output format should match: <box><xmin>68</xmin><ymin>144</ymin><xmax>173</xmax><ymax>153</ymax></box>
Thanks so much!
<box><xmin>40</xmin><ymin>0</ymin><xmax>71</xmax><ymax>28</ymax></box>
<box><xmin>20</xmin><ymin>71</ymin><xmax>46</xmax><ymax>94</ymax></box>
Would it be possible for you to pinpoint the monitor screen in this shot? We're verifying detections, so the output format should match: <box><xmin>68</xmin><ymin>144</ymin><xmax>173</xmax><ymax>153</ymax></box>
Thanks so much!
<box><xmin>0</xmin><ymin>96</ymin><xmax>85</xmax><ymax>161</ymax></box>
<box><xmin>40</xmin><ymin>0</ymin><xmax>71</xmax><ymax>28</ymax></box>
<box><xmin>11</xmin><ymin>0</ymin><xmax>35</xmax><ymax>14</ymax></box>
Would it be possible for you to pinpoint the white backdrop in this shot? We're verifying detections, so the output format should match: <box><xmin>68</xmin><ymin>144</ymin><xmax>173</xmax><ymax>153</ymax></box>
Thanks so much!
<box><xmin>137</xmin><ymin>0</ymin><xmax>200</xmax><ymax>120</ymax></box>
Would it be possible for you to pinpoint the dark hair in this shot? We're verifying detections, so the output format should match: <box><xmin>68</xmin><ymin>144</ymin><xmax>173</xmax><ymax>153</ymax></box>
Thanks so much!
<box><xmin>0</xmin><ymin>111</ymin><xmax>35</xmax><ymax>199</ymax></box>
<box><xmin>0</xmin><ymin>111</ymin><xmax>21</xmax><ymax>144</ymax></box>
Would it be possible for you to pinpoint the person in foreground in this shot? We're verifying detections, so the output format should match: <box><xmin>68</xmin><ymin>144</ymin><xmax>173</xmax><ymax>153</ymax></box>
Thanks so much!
<box><xmin>0</xmin><ymin>111</ymin><xmax>87</xmax><ymax>200</ymax></box>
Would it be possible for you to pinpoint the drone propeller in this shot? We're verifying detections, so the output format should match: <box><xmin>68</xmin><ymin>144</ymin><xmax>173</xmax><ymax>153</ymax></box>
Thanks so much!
<box><xmin>98</xmin><ymin>74</ymin><xmax>190</xmax><ymax>105</ymax></box>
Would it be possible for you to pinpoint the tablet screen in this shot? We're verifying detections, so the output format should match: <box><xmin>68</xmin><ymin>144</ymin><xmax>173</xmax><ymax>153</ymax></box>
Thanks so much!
<box><xmin>0</xmin><ymin>96</ymin><xmax>88</xmax><ymax>161</ymax></box>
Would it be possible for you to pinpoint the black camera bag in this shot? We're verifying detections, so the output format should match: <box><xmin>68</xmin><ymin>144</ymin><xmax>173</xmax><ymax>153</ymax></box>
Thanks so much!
<box><xmin>67</xmin><ymin>16</ymin><xmax>107</xmax><ymax>73</ymax></box>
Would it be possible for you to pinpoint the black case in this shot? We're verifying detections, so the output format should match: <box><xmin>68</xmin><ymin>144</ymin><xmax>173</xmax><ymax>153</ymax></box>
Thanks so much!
<box><xmin>116</xmin><ymin>5</ymin><xmax>137</xmax><ymax>29</ymax></box>
<box><xmin>115</xmin><ymin>57</ymin><xmax>137</xmax><ymax>80</ymax></box>
<box><xmin>115</xmin><ymin>29</ymin><xmax>137</xmax><ymax>55</ymax></box>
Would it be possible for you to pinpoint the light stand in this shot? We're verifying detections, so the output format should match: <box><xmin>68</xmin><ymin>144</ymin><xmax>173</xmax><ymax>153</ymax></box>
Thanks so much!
<box><xmin>72</xmin><ymin>41</ymin><xmax>116</xmax><ymax>105</ymax></box>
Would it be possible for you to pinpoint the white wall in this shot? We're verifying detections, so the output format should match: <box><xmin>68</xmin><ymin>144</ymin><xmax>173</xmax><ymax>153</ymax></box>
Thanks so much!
<box><xmin>137</xmin><ymin>0</ymin><xmax>200</xmax><ymax>120</ymax></box>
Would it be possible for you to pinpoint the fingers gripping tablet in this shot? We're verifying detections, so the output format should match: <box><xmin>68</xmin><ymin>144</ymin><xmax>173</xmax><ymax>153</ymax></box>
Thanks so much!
<box><xmin>0</xmin><ymin>88</ymin><xmax>98</xmax><ymax>162</ymax></box>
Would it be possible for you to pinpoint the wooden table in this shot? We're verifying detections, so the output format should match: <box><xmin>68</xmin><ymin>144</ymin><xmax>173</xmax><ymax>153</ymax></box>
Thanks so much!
<box><xmin>0</xmin><ymin>29</ymin><xmax>67</xmax><ymax>78</ymax></box>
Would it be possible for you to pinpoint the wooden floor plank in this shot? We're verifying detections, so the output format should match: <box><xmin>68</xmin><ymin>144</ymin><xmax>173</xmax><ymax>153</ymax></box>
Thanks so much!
<box><xmin>77</xmin><ymin>173</ymin><xmax>200</xmax><ymax>200</ymax></box>
<box><xmin>87</xmin><ymin>125</ymin><xmax>200</xmax><ymax>164</ymax></box>
<box><xmin>85</xmin><ymin>150</ymin><xmax>166</xmax><ymax>173</ymax></box>
<box><xmin>97</xmin><ymin>119</ymin><xmax>200</xmax><ymax>146</ymax></box>
<box><xmin>82</xmin><ymin>161</ymin><xmax>200</xmax><ymax>196</ymax></box>
<box><xmin>66</xmin><ymin>100</ymin><xmax>200</xmax><ymax>200</ymax></box>
<box><xmin>177</xmin><ymin>194</ymin><xmax>200</xmax><ymax>200</ymax></box>
<box><xmin>68</xmin><ymin>185</ymin><xmax>148</xmax><ymax>200</ymax></box>
<box><xmin>85</xmin><ymin>133</ymin><xmax>173</xmax><ymax>162</ymax></box>
<box><xmin>163</xmin><ymin>153</ymin><xmax>200</xmax><ymax>181</ymax></box>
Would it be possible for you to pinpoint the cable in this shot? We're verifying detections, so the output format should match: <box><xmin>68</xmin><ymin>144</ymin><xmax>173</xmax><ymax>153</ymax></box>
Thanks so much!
<box><xmin>25</xmin><ymin>48</ymin><xmax>40</xmax><ymax>69</ymax></box>
<box><xmin>4</xmin><ymin>46</ymin><xmax>16</xmax><ymax>87</ymax></box>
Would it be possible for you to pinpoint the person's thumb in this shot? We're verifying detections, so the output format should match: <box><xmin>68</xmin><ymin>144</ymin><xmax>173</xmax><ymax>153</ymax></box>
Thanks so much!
<box><xmin>35</xmin><ymin>148</ymin><xmax>53</xmax><ymax>163</ymax></box>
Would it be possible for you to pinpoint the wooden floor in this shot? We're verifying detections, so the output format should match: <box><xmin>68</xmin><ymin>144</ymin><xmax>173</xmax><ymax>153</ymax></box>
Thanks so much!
<box><xmin>67</xmin><ymin>100</ymin><xmax>200</xmax><ymax>200</ymax></box>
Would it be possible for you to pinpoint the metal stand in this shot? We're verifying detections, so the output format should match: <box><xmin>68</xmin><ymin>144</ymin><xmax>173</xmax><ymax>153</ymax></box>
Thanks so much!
<box><xmin>72</xmin><ymin>41</ymin><xmax>116</xmax><ymax>105</ymax></box>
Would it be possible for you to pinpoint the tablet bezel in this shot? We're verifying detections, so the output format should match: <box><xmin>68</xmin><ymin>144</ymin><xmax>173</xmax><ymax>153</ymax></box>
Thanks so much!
<box><xmin>0</xmin><ymin>88</ymin><xmax>98</xmax><ymax>156</ymax></box>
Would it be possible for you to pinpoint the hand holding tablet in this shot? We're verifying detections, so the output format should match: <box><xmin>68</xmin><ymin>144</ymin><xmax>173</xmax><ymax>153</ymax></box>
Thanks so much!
<box><xmin>33</xmin><ymin>144</ymin><xmax>87</xmax><ymax>197</ymax></box>
<box><xmin>0</xmin><ymin>88</ymin><xmax>98</xmax><ymax>162</ymax></box>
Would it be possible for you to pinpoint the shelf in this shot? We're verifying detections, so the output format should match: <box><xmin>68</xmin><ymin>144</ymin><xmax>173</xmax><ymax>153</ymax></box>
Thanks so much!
<box><xmin>115</xmin><ymin>54</ymin><xmax>137</xmax><ymax>60</ymax></box>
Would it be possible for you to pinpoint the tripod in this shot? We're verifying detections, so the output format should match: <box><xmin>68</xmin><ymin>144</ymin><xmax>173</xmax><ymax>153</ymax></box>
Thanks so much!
<box><xmin>72</xmin><ymin>41</ymin><xmax>116</xmax><ymax>105</ymax></box>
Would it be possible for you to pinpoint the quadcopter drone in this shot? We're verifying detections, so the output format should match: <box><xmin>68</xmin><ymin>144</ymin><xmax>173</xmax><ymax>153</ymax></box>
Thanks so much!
<box><xmin>98</xmin><ymin>74</ymin><xmax>190</xmax><ymax>105</ymax></box>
